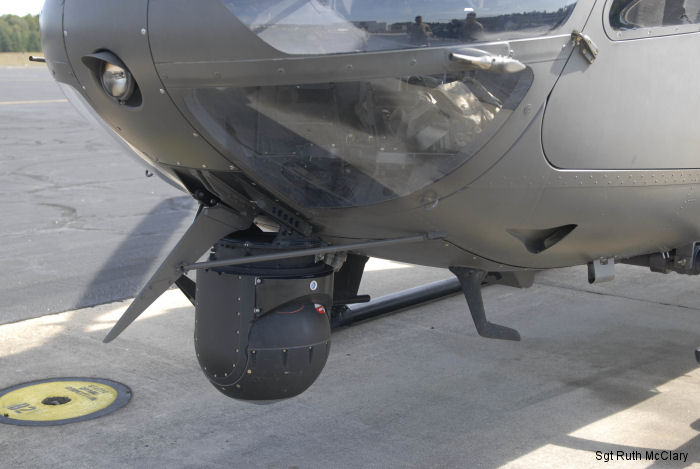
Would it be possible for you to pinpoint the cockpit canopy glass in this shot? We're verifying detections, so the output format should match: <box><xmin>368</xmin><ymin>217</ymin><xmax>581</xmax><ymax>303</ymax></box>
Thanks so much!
<box><xmin>221</xmin><ymin>0</ymin><xmax>578</xmax><ymax>54</ymax></box>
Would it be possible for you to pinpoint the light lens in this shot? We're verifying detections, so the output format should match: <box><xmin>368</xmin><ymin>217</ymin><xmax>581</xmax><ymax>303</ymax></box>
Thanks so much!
<box><xmin>101</xmin><ymin>62</ymin><xmax>133</xmax><ymax>101</ymax></box>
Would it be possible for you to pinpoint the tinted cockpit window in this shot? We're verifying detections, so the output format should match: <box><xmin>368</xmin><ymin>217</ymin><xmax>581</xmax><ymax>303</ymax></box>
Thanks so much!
<box><xmin>610</xmin><ymin>0</ymin><xmax>700</xmax><ymax>29</ymax></box>
<box><xmin>222</xmin><ymin>0</ymin><xmax>578</xmax><ymax>55</ymax></box>
<box><xmin>186</xmin><ymin>69</ymin><xmax>533</xmax><ymax>208</ymax></box>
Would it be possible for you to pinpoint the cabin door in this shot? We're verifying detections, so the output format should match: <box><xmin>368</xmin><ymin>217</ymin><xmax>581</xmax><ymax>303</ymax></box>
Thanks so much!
<box><xmin>543</xmin><ymin>0</ymin><xmax>700</xmax><ymax>170</ymax></box>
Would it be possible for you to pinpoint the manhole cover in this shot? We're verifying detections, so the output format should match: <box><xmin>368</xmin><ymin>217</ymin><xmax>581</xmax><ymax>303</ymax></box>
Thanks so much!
<box><xmin>0</xmin><ymin>378</ymin><xmax>131</xmax><ymax>426</ymax></box>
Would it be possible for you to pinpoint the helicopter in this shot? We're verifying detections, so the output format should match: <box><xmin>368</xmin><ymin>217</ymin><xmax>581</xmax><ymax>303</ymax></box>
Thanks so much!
<box><xmin>36</xmin><ymin>0</ymin><xmax>700</xmax><ymax>401</ymax></box>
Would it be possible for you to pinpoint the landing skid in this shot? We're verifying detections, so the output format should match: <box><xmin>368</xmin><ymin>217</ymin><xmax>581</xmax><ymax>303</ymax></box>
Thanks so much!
<box><xmin>330</xmin><ymin>278</ymin><xmax>463</xmax><ymax>328</ymax></box>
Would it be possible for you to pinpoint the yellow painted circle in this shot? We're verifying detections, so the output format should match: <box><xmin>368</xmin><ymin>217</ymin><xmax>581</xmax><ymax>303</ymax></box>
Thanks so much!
<box><xmin>0</xmin><ymin>381</ymin><xmax>118</xmax><ymax>422</ymax></box>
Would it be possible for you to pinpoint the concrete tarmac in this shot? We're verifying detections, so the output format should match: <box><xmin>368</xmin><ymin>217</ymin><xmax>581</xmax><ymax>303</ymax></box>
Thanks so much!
<box><xmin>3</xmin><ymin>262</ymin><xmax>700</xmax><ymax>469</ymax></box>
<box><xmin>3</xmin><ymin>67</ymin><xmax>700</xmax><ymax>469</ymax></box>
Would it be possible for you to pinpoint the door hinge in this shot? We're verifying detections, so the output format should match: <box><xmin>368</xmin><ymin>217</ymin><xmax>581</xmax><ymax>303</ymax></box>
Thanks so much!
<box><xmin>572</xmin><ymin>30</ymin><xmax>599</xmax><ymax>64</ymax></box>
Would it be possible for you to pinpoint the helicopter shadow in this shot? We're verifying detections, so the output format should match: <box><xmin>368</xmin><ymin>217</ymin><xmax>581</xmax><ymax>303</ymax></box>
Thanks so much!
<box><xmin>72</xmin><ymin>196</ymin><xmax>195</xmax><ymax>311</ymax></box>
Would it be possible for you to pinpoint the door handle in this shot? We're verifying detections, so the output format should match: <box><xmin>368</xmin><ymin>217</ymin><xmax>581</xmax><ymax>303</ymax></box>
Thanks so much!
<box><xmin>449</xmin><ymin>49</ymin><xmax>526</xmax><ymax>74</ymax></box>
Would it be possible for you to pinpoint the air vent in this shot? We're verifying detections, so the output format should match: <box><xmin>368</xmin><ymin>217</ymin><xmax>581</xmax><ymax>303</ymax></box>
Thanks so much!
<box><xmin>507</xmin><ymin>224</ymin><xmax>577</xmax><ymax>254</ymax></box>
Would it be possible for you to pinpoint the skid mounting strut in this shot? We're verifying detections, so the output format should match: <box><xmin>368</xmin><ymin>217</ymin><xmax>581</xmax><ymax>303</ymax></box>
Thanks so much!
<box><xmin>450</xmin><ymin>267</ymin><xmax>521</xmax><ymax>341</ymax></box>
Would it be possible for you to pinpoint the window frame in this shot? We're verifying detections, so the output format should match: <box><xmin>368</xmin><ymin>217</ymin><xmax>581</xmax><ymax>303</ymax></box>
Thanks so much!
<box><xmin>604</xmin><ymin>0</ymin><xmax>700</xmax><ymax>40</ymax></box>
<box><xmin>219</xmin><ymin>0</ymin><xmax>582</xmax><ymax>56</ymax></box>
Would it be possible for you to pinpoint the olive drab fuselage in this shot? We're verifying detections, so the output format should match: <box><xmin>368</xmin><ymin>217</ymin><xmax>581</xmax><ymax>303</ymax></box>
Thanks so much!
<box><xmin>39</xmin><ymin>0</ymin><xmax>700</xmax><ymax>401</ymax></box>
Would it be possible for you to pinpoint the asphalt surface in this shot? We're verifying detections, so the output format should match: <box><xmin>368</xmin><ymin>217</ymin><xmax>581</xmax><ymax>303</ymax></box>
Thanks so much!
<box><xmin>3</xmin><ymin>66</ymin><xmax>700</xmax><ymax>468</ymax></box>
<box><xmin>0</xmin><ymin>66</ymin><xmax>195</xmax><ymax>324</ymax></box>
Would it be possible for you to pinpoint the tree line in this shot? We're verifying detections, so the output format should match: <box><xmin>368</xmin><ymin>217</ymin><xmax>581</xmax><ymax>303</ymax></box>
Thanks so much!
<box><xmin>0</xmin><ymin>15</ymin><xmax>41</xmax><ymax>52</ymax></box>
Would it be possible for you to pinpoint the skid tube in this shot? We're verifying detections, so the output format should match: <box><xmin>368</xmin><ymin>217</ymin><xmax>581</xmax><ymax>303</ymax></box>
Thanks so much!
<box><xmin>330</xmin><ymin>278</ymin><xmax>463</xmax><ymax>329</ymax></box>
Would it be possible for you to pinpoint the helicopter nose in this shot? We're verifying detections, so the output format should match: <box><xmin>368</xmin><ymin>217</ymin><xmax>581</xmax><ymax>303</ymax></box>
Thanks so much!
<box><xmin>39</xmin><ymin>0</ymin><xmax>75</xmax><ymax>87</ymax></box>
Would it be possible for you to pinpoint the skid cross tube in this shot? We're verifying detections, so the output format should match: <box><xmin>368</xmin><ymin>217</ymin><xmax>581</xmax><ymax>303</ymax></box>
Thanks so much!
<box><xmin>180</xmin><ymin>233</ymin><xmax>446</xmax><ymax>272</ymax></box>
